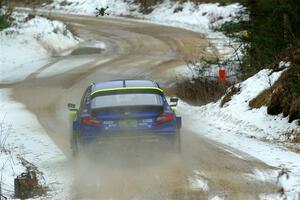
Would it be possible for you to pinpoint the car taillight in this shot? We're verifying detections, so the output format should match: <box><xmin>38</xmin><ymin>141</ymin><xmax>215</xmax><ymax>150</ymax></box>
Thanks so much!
<box><xmin>82</xmin><ymin>116</ymin><xmax>101</xmax><ymax>128</ymax></box>
<box><xmin>155</xmin><ymin>113</ymin><xmax>173</xmax><ymax>125</ymax></box>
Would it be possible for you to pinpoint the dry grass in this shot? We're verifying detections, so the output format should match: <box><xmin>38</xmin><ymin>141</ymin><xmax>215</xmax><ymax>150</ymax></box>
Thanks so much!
<box><xmin>289</xmin><ymin>95</ymin><xmax>300</xmax><ymax>122</ymax></box>
<box><xmin>293</xmin><ymin>132</ymin><xmax>300</xmax><ymax>143</ymax></box>
<box><xmin>220</xmin><ymin>84</ymin><xmax>240</xmax><ymax>107</ymax></box>
<box><xmin>175</xmin><ymin>78</ymin><xmax>231</xmax><ymax>105</ymax></box>
<box><xmin>249</xmin><ymin>73</ymin><xmax>284</xmax><ymax>109</ymax></box>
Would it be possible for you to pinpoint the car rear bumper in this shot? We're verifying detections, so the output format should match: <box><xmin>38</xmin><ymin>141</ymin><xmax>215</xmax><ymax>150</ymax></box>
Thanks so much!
<box><xmin>79</xmin><ymin>134</ymin><xmax>180</xmax><ymax>156</ymax></box>
<box><xmin>74</xmin><ymin>130</ymin><xmax>181</xmax><ymax>157</ymax></box>
<box><xmin>79</xmin><ymin>131</ymin><xmax>178</xmax><ymax>144</ymax></box>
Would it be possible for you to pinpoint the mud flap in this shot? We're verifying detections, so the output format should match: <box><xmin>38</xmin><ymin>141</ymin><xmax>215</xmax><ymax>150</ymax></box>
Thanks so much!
<box><xmin>69</xmin><ymin>111</ymin><xmax>78</xmax><ymax>157</ymax></box>
<box><xmin>176</xmin><ymin>116</ymin><xmax>182</xmax><ymax>129</ymax></box>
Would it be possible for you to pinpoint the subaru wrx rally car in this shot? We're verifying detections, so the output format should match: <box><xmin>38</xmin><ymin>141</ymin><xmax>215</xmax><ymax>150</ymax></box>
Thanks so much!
<box><xmin>68</xmin><ymin>80</ymin><xmax>182</xmax><ymax>157</ymax></box>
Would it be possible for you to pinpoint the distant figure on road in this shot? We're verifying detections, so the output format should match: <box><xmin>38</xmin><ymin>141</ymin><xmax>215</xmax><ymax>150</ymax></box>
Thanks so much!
<box><xmin>96</xmin><ymin>6</ymin><xmax>109</xmax><ymax>17</ymax></box>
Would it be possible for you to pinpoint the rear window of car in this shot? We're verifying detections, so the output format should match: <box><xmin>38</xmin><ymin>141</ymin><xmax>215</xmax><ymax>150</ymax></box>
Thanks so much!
<box><xmin>91</xmin><ymin>93</ymin><xmax>163</xmax><ymax>109</ymax></box>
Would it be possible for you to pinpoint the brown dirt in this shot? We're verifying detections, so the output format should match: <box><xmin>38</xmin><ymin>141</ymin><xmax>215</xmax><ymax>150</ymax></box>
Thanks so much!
<box><xmin>293</xmin><ymin>132</ymin><xmax>300</xmax><ymax>143</ymax></box>
<box><xmin>248</xmin><ymin>87</ymin><xmax>272</xmax><ymax>109</ymax></box>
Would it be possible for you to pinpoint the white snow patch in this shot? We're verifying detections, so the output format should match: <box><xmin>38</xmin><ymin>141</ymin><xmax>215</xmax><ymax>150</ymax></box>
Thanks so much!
<box><xmin>279</xmin><ymin>61</ymin><xmax>291</xmax><ymax>68</ymax></box>
<box><xmin>210</xmin><ymin>196</ymin><xmax>224</xmax><ymax>200</ymax></box>
<box><xmin>37</xmin><ymin>57</ymin><xmax>94</xmax><ymax>78</ymax></box>
<box><xmin>259</xmin><ymin>194</ymin><xmax>282</xmax><ymax>200</ymax></box>
<box><xmin>188</xmin><ymin>176</ymin><xmax>209</xmax><ymax>192</ymax></box>
<box><xmin>173</xmin><ymin>65</ymin><xmax>199</xmax><ymax>79</ymax></box>
<box><xmin>49</xmin><ymin>0</ymin><xmax>140</xmax><ymax>16</ymax></box>
<box><xmin>260</xmin><ymin>193</ymin><xmax>300</xmax><ymax>200</ymax></box>
<box><xmin>143</xmin><ymin>1</ymin><xmax>244</xmax><ymax>56</ymax></box>
<box><xmin>83</xmin><ymin>40</ymin><xmax>106</xmax><ymax>49</ymax></box>
<box><xmin>0</xmin><ymin>89</ymin><xmax>72</xmax><ymax>199</ymax></box>
<box><xmin>107</xmin><ymin>0</ymin><xmax>140</xmax><ymax>16</ymax></box>
<box><xmin>145</xmin><ymin>1</ymin><xmax>242</xmax><ymax>32</ymax></box>
<box><xmin>188</xmin><ymin>170</ymin><xmax>209</xmax><ymax>192</ymax></box>
<box><xmin>245</xmin><ymin>169</ymin><xmax>278</xmax><ymax>183</ymax></box>
<box><xmin>0</xmin><ymin>13</ymin><xmax>79</xmax><ymax>83</ymax></box>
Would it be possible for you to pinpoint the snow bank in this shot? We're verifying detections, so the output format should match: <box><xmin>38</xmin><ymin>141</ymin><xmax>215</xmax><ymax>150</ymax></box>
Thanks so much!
<box><xmin>144</xmin><ymin>1</ymin><xmax>243</xmax><ymax>56</ymax></box>
<box><xmin>178</xmin><ymin>69</ymin><xmax>300</xmax><ymax>198</ymax></box>
<box><xmin>0</xmin><ymin>13</ymin><xmax>79</xmax><ymax>198</ymax></box>
<box><xmin>0</xmin><ymin>13</ymin><xmax>80</xmax><ymax>84</ymax></box>
<box><xmin>181</xmin><ymin>69</ymin><xmax>299</xmax><ymax>140</ymax></box>
<box><xmin>0</xmin><ymin>89</ymin><xmax>71</xmax><ymax>199</ymax></box>
<box><xmin>49</xmin><ymin>0</ymin><xmax>140</xmax><ymax>16</ymax></box>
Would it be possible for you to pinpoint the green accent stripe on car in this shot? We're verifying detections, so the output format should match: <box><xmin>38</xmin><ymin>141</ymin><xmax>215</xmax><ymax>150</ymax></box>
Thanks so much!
<box><xmin>69</xmin><ymin>111</ymin><xmax>77</xmax><ymax>123</ymax></box>
<box><xmin>91</xmin><ymin>87</ymin><xmax>163</xmax><ymax>96</ymax></box>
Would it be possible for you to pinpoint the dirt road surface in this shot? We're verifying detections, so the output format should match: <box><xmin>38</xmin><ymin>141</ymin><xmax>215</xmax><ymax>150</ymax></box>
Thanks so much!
<box><xmin>9</xmin><ymin>13</ymin><xmax>279</xmax><ymax>199</ymax></box>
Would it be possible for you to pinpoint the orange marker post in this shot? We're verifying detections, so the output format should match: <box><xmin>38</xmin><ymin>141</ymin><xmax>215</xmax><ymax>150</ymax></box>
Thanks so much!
<box><xmin>219</xmin><ymin>67</ymin><xmax>226</xmax><ymax>81</ymax></box>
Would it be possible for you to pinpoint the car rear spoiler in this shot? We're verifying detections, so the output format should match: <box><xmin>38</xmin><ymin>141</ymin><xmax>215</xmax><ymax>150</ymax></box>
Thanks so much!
<box><xmin>91</xmin><ymin>87</ymin><xmax>164</xmax><ymax>98</ymax></box>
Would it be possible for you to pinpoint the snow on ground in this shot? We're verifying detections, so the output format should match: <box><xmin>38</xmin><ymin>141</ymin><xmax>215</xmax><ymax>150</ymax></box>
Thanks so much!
<box><xmin>37</xmin><ymin>57</ymin><xmax>93</xmax><ymax>78</ymax></box>
<box><xmin>143</xmin><ymin>1</ymin><xmax>243</xmax><ymax>55</ymax></box>
<box><xmin>245</xmin><ymin>168</ymin><xmax>278</xmax><ymax>183</ymax></box>
<box><xmin>0</xmin><ymin>12</ymin><xmax>80</xmax><ymax>84</ymax></box>
<box><xmin>188</xmin><ymin>170</ymin><xmax>209</xmax><ymax>192</ymax></box>
<box><xmin>0</xmin><ymin>89</ymin><xmax>72</xmax><ymax>199</ymax></box>
<box><xmin>178</xmin><ymin>69</ymin><xmax>300</xmax><ymax>199</ymax></box>
<box><xmin>82</xmin><ymin>40</ymin><xmax>106</xmax><ymax>49</ymax></box>
<box><xmin>47</xmin><ymin>0</ymin><xmax>243</xmax><ymax>56</ymax></box>
<box><xmin>182</xmin><ymin>69</ymin><xmax>299</xmax><ymax>141</ymax></box>
<box><xmin>210</xmin><ymin>196</ymin><xmax>224</xmax><ymax>200</ymax></box>
<box><xmin>0</xmin><ymin>12</ymin><xmax>81</xmax><ymax>199</ymax></box>
<box><xmin>49</xmin><ymin>0</ymin><xmax>140</xmax><ymax>16</ymax></box>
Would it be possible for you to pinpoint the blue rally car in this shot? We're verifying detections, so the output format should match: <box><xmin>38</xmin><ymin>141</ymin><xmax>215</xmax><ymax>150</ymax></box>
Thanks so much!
<box><xmin>68</xmin><ymin>80</ymin><xmax>182</xmax><ymax>156</ymax></box>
